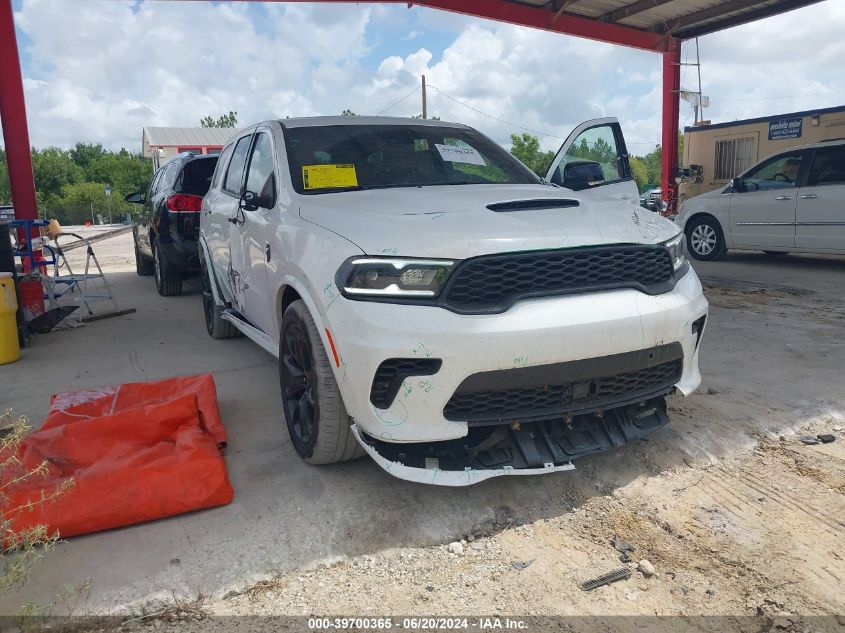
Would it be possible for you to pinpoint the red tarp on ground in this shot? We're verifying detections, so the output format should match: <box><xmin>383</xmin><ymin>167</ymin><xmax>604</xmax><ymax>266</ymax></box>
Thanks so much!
<box><xmin>1</xmin><ymin>374</ymin><xmax>233</xmax><ymax>539</ymax></box>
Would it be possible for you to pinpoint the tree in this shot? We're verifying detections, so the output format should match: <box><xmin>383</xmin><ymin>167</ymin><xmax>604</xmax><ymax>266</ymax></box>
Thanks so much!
<box><xmin>69</xmin><ymin>143</ymin><xmax>107</xmax><ymax>172</ymax></box>
<box><xmin>31</xmin><ymin>148</ymin><xmax>84</xmax><ymax>205</ymax></box>
<box><xmin>509</xmin><ymin>133</ymin><xmax>554</xmax><ymax>177</ymax></box>
<box><xmin>340</xmin><ymin>109</ymin><xmax>357</xmax><ymax>117</ymax></box>
<box><xmin>0</xmin><ymin>149</ymin><xmax>10</xmax><ymax>205</ymax></box>
<box><xmin>411</xmin><ymin>114</ymin><xmax>441</xmax><ymax>120</ymax></box>
<box><xmin>200</xmin><ymin>111</ymin><xmax>238</xmax><ymax>128</ymax></box>
<box><xmin>629</xmin><ymin>156</ymin><xmax>649</xmax><ymax>191</ymax></box>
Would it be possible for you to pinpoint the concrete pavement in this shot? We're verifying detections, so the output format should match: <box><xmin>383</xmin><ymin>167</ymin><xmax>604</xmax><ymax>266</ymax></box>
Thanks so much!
<box><xmin>2</xmin><ymin>239</ymin><xmax>843</xmax><ymax>614</ymax></box>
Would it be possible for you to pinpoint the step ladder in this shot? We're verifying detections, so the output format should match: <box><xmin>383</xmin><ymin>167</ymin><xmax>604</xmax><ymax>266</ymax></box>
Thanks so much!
<box><xmin>43</xmin><ymin>231</ymin><xmax>135</xmax><ymax>322</ymax></box>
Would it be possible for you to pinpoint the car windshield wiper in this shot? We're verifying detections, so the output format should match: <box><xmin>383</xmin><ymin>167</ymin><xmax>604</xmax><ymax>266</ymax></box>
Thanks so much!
<box><xmin>305</xmin><ymin>185</ymin><xmax>370</xmax><ymax>194</ymax></box>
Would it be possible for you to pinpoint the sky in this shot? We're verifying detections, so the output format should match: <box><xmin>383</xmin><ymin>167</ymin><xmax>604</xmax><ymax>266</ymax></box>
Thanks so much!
<box><xmin>6</xmin><ymin>0</ymin><xmax>845</xmax><ymax>156</ymax></box>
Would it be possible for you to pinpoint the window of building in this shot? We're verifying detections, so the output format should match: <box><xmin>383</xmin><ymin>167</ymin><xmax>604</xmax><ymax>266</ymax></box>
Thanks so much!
<box><xmin>714</xmin><ymin>137</ymin><xmax>756</xmax><ymax>180</ymax></box>
<box><xmin>205</xmin><ymin>146</ymin><xmax>223</xmax><ymax>155</ymax></box>
<box><xmin>177</xmin><ymin>146</ymin><xmax>202</xmax><ymax>154</ymax></box>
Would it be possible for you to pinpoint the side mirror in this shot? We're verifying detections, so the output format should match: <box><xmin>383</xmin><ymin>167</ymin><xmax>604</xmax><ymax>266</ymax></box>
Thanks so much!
<box><xmin>125</xmin><ymin>191</ymin><xmax>144</xmax><ymax>204</ymax></box>
<box><xmin>240</xmin><ymin>190</ymin><xmax>259</xmax><ymax>212</ymax></box>
<box><xmin>256</xmin><ymin>174</ymin><xmax>276</xmax><ymax>210</ymax></box>
<box><xmin>562</xmin><ymin>161</ymin><xmax>605</xmax><ymax>191</ymax></box>
<box><xmin>731</xmin><ymin>177</ymin><xmax>746</xmax><ymax>192</ymax></box>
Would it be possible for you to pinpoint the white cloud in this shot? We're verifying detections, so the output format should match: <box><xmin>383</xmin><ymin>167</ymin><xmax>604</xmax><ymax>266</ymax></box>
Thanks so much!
<box><xmin>5</xmin><ymin>0</ymin><xmax>844</xmax><ymax>160</ymax></box>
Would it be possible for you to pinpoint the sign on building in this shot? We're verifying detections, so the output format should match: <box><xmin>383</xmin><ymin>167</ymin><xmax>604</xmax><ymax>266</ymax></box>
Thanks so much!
<box><xmin>768</xmin><ymin>117</ymin><xmax>803</xmax><ymax>141</ymax></box>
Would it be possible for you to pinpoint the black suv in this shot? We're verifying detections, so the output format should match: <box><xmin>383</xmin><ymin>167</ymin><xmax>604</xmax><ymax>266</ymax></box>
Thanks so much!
<box><xmin>127</xmin><ymin>153</ymin><xmax>218</xmax><ymax>296</ymax></box>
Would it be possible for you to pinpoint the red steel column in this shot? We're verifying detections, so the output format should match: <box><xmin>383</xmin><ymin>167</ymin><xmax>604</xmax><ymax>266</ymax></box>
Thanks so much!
<box><xmin>0</xmin><ymin>0</ymin><xmax>44</xmax><ymax>321</ymax></box>
<box><xmin>0</xmin><ymin>0</ymin><xmax>37</xmax><ymax>223</ymax></box>
<box><xmin>661</xmin><ymin>36</ymin><xmax>681</xmax><ymax>216</ymax></box>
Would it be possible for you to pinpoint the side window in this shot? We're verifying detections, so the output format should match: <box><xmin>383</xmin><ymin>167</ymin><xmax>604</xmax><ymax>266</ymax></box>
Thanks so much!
<box><xmin>147</xmin><ymin>169</ymin><xmax>163</xmax><ymax>199</ymax></box>
<box><xmin>807</xmin><ymin>146</ymin><xmax>845</xmax><ymax>186</ymax></box>
<box><xmin>743</xmin><ymin>153</ymin><xmax>803</xmax><ymax>191</ymax></box>
<box><xmin>557</xmin><ymin>125</ymin><xmax>623</xmax><ymax>186</ymax></box>
<box><xmin>159</xmin><ymin>162</ymin><xmax>179</xmax><ymax>192</ymax></box>
<box><xmin>211</xmin><ymin>143</ymin><xmax>234</xmax><ymax>190</ymax></box>
<box><xmin>244</xmin><ymin>132</ymin><xmax>276</xmax><ymax>206</ymax></box>
<box><xmin>223</xmin><ymin>135</ymin><xmax>252</xmax><ymax>195</ymax></box>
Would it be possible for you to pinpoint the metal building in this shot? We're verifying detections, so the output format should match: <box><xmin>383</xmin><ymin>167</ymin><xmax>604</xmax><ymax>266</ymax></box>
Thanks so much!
<box><xmin>142</xmin><ymin>127</ymin><xmax>241</xmax><ymax>169</ymax></box>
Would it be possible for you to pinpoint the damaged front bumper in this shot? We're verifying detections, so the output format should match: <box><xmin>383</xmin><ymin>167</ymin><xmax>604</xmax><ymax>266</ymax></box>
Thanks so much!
<box><xmin>352</xmin><ymin>396</ymin><xmax>670</xmax><ymax>486</ymax></box>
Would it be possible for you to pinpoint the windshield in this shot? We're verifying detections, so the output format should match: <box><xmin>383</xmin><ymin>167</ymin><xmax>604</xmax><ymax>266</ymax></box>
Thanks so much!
<box><xmin>283</xmin><ymin>124</ymin><xmax>540</xmax><ymax>194</ymax></box>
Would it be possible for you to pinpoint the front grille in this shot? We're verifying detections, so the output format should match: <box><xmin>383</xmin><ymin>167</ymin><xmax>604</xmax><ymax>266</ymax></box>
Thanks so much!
<box><xmin>370</xmin><ymin>358</ymin><xmax>442</xmax><ymax>409</ymax></box>
<box><xmin>444</xmin><ymin>351</ymin><xmax>683</xmax><ymax>425</ymax></box>
<box><xmin>441</xmin><ymin>245</ymin><xmax>675</xmax><ymax>313</ymax></box>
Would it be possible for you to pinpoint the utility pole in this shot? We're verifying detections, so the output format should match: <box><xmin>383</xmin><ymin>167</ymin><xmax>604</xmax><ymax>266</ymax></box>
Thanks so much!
<box><xmin>695</xmin><ymin>38</ymin><xmax>704</xmax><ymax>124</ymax></box>
<box><xmin>421</xmin><ymin>75</ymin><xmax>427</xmax><ymax>120</ymax></box>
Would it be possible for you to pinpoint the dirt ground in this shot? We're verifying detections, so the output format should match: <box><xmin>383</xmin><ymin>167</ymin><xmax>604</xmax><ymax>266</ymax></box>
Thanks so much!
<box><xmin>5</xmin><ymin>229</ymin><xmax>845</xmax><ymax>627</ymax></box>
<box><xmin>183</xmin><ymin>427</ymin><xmax>844</xmax><ymax>621</ymax></box>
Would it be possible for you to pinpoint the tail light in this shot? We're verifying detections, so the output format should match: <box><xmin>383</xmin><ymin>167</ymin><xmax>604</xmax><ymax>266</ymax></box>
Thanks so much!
<box><xmin>165</xmin><ymin>194</ymin><xmax>202</xmax><ymax>212</ymax></box>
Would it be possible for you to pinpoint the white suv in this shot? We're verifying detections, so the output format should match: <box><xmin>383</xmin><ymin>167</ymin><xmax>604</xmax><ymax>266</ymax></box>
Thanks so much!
<box><xmin>200</xmin><ymin>116</ymin><xmax>708</xmax><ymax>485</ymax></box>
<box><xmin>676</xmin><ymin>139</ymin><xmax>845</xmax><ymax>260</ymax></box>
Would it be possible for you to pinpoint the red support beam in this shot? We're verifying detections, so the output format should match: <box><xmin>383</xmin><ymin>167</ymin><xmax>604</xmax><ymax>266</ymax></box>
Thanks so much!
<box><xmin>0</xmin><ymin>0</ymin><xmax>37</xmax><ymax>223</ymax></box>
<box><xmin>409</xmin><ymin>0</ymin><xmax>670</xmax><ymax>52</ymax></box>
<box><xmin>660</xmin><ymin>37</ymin><xmax>681</xmax><ymax>215</ymax></box>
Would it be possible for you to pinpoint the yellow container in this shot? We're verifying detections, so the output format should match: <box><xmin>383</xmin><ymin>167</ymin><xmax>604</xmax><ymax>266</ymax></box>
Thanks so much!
<box><xmin>0</xmin><ymin>272</ymin><xmax>21</xmax><ymax>365</ymax></box>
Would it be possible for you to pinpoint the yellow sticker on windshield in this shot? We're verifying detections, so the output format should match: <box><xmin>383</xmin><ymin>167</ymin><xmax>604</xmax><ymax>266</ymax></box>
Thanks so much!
<box><xmin>302</xmin><ymin>164</ymin><xmax>358</xmax><ymax>190</ymax></box>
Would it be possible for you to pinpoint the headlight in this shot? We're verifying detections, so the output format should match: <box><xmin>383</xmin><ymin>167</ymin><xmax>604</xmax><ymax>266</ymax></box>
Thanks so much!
<box><xmin>663</xmin><ymin>233</ymin><xmax>687</xmax><ymax>272</ymax></box>
<box><xmin>337</xmin><ymin>258</ymin><xmax>455</xmax><ymax>297</ymax></box>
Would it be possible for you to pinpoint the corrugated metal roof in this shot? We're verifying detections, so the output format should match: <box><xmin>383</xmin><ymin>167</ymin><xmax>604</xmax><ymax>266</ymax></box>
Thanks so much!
<box><xmin>477</xmin><ymin>0</ymin><xmax>823</xmax><ymax>39</ymax></box>
<box><xmin>142</xmin><ymin>127</ymin><xmax>241</xmax><ymax>147</ymax></box>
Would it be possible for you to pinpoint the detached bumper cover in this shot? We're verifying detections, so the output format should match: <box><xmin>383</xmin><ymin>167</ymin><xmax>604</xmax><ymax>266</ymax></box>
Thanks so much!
<box><xmin>352</xmin><ymin>397</ymin><xmax>670</xmax><ymax>486</ymax></box>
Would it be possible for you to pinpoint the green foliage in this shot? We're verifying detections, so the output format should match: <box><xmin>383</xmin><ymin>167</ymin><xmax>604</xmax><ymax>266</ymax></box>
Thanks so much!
<box><xmin>200</xmin><ymin>111</ymin><xmax>238</xmax><ymax>128</ymax></box>
<box><xmin>629</xmin><ymin>156</ymin><xmax>649</xmax><ymax>191</ymax></box>
<box><xmin>566</xmin><ymin>136</ymin><xmax>618</xmax><ymax>166</ymax></box>
<box><xmin>341</xmin><ymin>109</ymin><xmax>357</xmax><ymax>116</ymax></box>
<box><xmin>0</xmin><ymin>149</ymin><xmax>10</xmax><ymax>205</ymax></box>
<box><xmin>411</xmin><ymin>114</ymin><xmax>441</xmax><ymax>120</ymax></box>
<box><xmin>509</xmin><ymin>133</ymin><xmax>554</xmax><ymax>177</ymax></box>
<box><xmin>0</xmin><ymin>144</ymin><xmax>152</xmax><ymax>224</ymax></box>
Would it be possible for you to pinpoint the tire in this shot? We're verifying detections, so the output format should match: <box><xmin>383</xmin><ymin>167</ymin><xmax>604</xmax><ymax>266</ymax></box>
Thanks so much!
<box><xmin>279</xmin><ymin>300</ymin><xmax>364</xmax><ymax>465</ymax></box>
<box><xmin>154</xmin><ymin>241</ymin><xmax>183</xmax><ymax>296</ymax></box>
<box><xmin>763</xmin><ymin>251</ymin><xmax>790</xmax><ymax>256</ymax></box>
<box><xmin>134</xmin><ymin>239</ymin><xmax>154</xmax><ymax>276</ymax></box>
<box><xmin>685</xmin><ymin>216</ymin><xmax>726</xmax><ymax>261</ymax></box>
<box><xmin>200</xmin><ymin>254</ymin><xmax>239</xmax><ymax>339</ymax></box>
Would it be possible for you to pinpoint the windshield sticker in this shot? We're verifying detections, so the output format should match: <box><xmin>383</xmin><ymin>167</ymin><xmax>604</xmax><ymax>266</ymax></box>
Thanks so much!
<box><xmin>302</xmin><ymin>164</ymin><xmax>358</xmax><ymax>190</ymax></box>
<box><xmin>435</xmin><ymin>143</ymin><xmax>486</xmax><ymax>166</ymax></box>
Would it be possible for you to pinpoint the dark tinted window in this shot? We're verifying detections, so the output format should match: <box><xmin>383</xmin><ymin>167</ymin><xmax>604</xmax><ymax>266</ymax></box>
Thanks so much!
<box><xmin>159</xmin><ymin>162</ymin><xmax>180</xmax><ymax>192</ymax></box>
<box><xmin>807</xmin><ymin>145</ymin><xmax>845</xmax><ymax>186</ymax></box>
<box><xmin>178</xmin><ymin>157</ymin><xmax>219</xmax><ymax>195</ymax></box>
<box><xmin>147</xmin><ymin>169</ymin><xmax>164</xmax><ymax>198</ymax></box>
<box><xmin>223</xmin><ymin>135</ymin><xmax>252</xmax><ymax>194</ymax></box>
<box><xmin>283</xmin><ymin>124</ymin><xmax>538</xmax><ymax>195</ymax></box>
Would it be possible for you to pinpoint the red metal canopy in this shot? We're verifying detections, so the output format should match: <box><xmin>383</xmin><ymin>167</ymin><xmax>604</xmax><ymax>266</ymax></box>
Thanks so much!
<box><xmin>0</xmin><ymin>0</ymin><xmax>826</xmax><ymax>222</ymax></box>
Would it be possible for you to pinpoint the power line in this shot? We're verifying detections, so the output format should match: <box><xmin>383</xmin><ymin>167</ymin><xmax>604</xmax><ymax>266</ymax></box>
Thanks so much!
<box><xmin>712</xmin><ymin>90</ymin><xmax>845</xmax><ymax>104</ymax></box>
<box><xmin>377</xmin><ymin>86</ymin><xmax>421</xmax><ymax>115</ymax></box>
<box><xmin>428</xmin><ymin>85</ymin><xmax>563</xmax><ymax>140</ymax></box>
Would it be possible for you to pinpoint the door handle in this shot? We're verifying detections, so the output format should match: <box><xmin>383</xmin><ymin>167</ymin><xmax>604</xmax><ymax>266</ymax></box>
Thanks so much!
<box><xmin>774</xmin><ymin>196</ymin><xmax>793</xmax><ymax>201</ymax></box>
<box><xmin>800</xmin><ymin>194</ymin><xmax>820</xmax><ymax>199</ymax></box>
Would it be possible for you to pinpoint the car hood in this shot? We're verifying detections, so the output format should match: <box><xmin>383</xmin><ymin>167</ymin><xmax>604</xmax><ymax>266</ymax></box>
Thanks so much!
<box><xmin>299</xmin><ymin>184</ymin><xmax>679</xmax><ymax>258</ymax></box>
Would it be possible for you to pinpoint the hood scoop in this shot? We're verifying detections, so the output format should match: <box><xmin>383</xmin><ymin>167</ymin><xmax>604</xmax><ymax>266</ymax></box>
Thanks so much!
<box><xmin>486</xmin><ymin>198</ymin><xmax>579</xmax><ymax>213</ymax></box>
